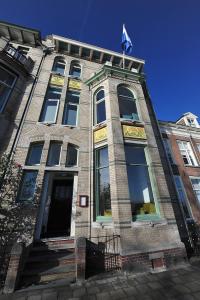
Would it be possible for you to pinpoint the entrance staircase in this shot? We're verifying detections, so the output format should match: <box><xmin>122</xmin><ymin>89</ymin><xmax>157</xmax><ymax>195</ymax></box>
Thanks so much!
<box><xmin>19</xmin><ymin>238</ymin><xmax>76</xmax><ymax>288</ymax></box>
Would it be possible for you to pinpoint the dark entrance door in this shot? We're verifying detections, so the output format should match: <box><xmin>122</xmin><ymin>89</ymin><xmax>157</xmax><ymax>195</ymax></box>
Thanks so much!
<box><xmin>46</xmin><ymin>179</ymin><xmax>73</xmax><ymax>237</ymax></box>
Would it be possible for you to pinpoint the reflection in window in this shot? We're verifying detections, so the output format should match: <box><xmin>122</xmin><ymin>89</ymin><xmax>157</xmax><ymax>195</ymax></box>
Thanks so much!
<box><xmin>95</xmin><ymin>146</ymin><xmax>111</xmax><ymax>218</ymax></box>
<box><xmin>52</xmin><ymin>57</ymin><xmax>65</xmax><ymax>75</ymax></box>
<box><xmin>47</xmin><ymin>142</ymin><xmax>62</xmax><ymax>166</ymax></box>
<box><xmin>125</xmin><ymin>144</ymin><xmax>155</xmax><ymax>217</ymax></box>
<box><xmin>66</xmin><ymin>144</ymin><xmax>78</xmax><ymax>167</ymax></box>
<box><xmin>69</xmin><ymin>61</ymin><xmax>81</xmax><ymax>78</ymax></box>
<box><xmin>94</xmin><ymin>89</ymin><xmax>106</xmax><ymax>124</ymax></box>
<box><xmin>62</xmin><ymin>91</ymin><xmax>80</xmax><ymax>126</ymax></box>
<box><xmin>117</xmin><ymin>86</ymin><xmax>139</xmax><ymax>121</ymax></box>
<box><xmin>163</xmin><ymin>138</ymin><xmax>175</xmax><ymax>165</ymax></box>
<box><xmin>190</xmin><ymin>177</ymin><xmax>200</xmax><ymax>203</ymax></box>
<box><xmin>40</xmin><ymin>86</ymin><xmax>62</xmax><ymax>123</ymax></box>
<box><xmin>174</xmin><ymin>176</ymin><xmax>191</xmax><ymax>219</ymax></box>
<box><xmin>26</xmin><ymin>143</ymin><xmax>43</xmax><ymax>165</ymax></box>
<box><xmin>0</xmin><ymin>65</ymin><xmax>16</xmax><ymax>112</ymax></box>
<box><xmin>18</xmin><ymin>171</ymin><xmax>37</xmax><ymax>202</ymax></box>
<box><xmin>177</xmin><ymin>141</ymin><xmax>198</xmax><ymax>166</ymax></box>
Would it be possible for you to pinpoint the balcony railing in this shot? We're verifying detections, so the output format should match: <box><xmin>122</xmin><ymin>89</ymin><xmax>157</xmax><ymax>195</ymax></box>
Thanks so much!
<box><xmin>0</xmin><ymin>37</ymin><xmax>34</xmax><ymax>73</ymax></box>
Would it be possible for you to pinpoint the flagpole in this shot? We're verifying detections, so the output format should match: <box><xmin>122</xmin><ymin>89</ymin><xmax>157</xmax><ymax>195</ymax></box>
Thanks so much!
<box><xmin>122</xmin><ymin>50</ymin><xmax>125</xmax><ymax>69</ymax></box>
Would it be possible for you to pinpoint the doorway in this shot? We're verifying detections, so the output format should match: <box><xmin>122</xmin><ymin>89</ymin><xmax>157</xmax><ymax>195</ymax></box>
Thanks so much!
<box><xmin>45</xmin><ymin>179</ymin><xmax>73</xmax><ymax>237</ymax></box>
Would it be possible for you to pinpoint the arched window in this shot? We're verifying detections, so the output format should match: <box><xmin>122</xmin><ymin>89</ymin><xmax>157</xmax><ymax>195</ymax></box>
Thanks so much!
<box><xmin>69</xmin><ymin>61</ymin><xmax>81</xmax><ymax>78</ymax></box>
<box><xmin>94</xmin><ymin>89</ymin><xmax>106</xmax><ymax>124</ymax></box>
<box><xmin>117</xmin><ymin>86</ymin><xmax>139</xmax><ymax>121</ymax></box>
<box><xmin>52</xmin><ymin>57</ymin><xmax>65</xmax><ymax>75</ymax></box>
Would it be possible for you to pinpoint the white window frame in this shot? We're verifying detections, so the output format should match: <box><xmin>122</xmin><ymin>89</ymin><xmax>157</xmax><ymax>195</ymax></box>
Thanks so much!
<box><xmin>174</xmin><ymin>175</ymin><xmax>193</xmax><ymax>219</ymax></box>
<box><xmin>190</xmin><ymin>176</ymin><xmax>200</xmax><ymax>204</ymax></box>
<box><xmin>62</xmin><ymin>90</ymin><xmax>80</xmax><ymax>127</ymax></box>
<box><xmin>94</xmin><ymin>89</ymin><xmax>106</xmax><ymax>125</ymax></box>
<box><xmin>26</xmin><ymin>143</ymin><xmax>44</xmax><ymax>166</ymax></box>
<box><xmin>47</xmin><ymin>142</ymin><xmax>62</xmax><ymax>166</ymax></box>
<box><xmin>66</xmin><ymin>144</ymin><xmax>79</xmax><ymax>167</ymax></box>
<box><xmin>0</xmin><ymin>65</ymin><xmax>17</xmax><ymax>113</ymax></box>
<box><xmin>69</xmin><ymin>62</ymin><xmax>82</xmax><ymax>79</ymax></box>
<box><xmin>117</xmin><ymin>86</ymin><xmax>140</xmax><ymax>122</ymax></box>
<box><xmin>177</xmin><ymin>140</ymin><xmax>198</xmax><ymax>166</ymax></box>
<box><xmin>52</xmin><ymin>57</ymin><xmax>66</xmax><ymax>76</ymax></box>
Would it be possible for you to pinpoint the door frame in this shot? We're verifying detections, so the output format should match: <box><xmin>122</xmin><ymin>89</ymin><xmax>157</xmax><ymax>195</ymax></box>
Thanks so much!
<box><xmin>34</xmin><ymin>171</ymin><xmax>78</xmax><ymax>240</ymax></box>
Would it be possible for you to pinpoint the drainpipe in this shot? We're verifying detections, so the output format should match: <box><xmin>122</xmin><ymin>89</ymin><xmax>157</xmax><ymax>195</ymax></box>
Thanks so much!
<box><xmin>0</xmin><ymin>44</ymin><xmax>53</xmax><ymax>190</ymax></box>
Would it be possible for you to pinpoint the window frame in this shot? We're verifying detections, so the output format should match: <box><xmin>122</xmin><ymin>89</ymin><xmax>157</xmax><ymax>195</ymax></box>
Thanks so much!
<box><xmin>117</xmin><ymin>85</ymin><xmax>139</xmax><ymax>122</ymax></box>
<box><xmin>125</xmin><ymin>143</ymin><xmax>158</xmax><ymax>221</ymax></box>
<box><xmin>0</xmin><ymin>64</ymin><xmax>17</xmax><ymax>113</ymax></box>
<box><xmin>163</xmin><ymin>138</ymin><xmax>176</xmax><ymax>165</ymax></box>
<box><xmin>94</xmin><ymin>145</ymin><xmax>112</xmax><ymax>221</ymax></box>
<box><xmin>26</xmin><ymin>142</ymin><xmax>44</xmax><ymax>166</ymax></box>
<box><xmin>69</xmin><ymin>61</ymin><xmax>81</xmax><ymax>78</ymax></box>
<box><xmin>177</xmin><ymin>140</ymin><xmax>198</xmax><ymax>166</ymax></box>
<box><xmin>47</xmin><ymin>141</ymin><xmax>62</xmax><ymax>166</ymax></box>
<box><xmin>52</xmin><ymin>57</ymin><xmax>66</xmax><ymax>76</ymax></box>
<box><xmin>62</xmin><ymin>90</ymin><xmax>80</xmax><ymax>127</ymax></box>
<box><xmin>39</xmin><ymin>86</ymin><xmax>62</xmax><ymax>124</ymax></box>
<box><xmin>190</xmin><ymin>176</ymin><xmax>200</xmax><ymax>204</ymax></box>
<box><xmin>66</xmin><ymin>144</ymin><xmax>79</xmax><ymax>167</ymax></box>
<box><xmin>17</xmin><ymin>170</ymin><xmax>38</xmax><ymax>203</ymax></box>
<box><xmin>94</xmin><ymin>89</ymin><xmax>106</xmax><ymax>125</ymax></box>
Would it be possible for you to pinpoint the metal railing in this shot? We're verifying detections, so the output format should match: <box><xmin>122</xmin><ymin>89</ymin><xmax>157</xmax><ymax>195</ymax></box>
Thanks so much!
<box><xmin>86</xmin><ymin>234</ymin><xmax>120</xmax><ymax>278</ymax></box>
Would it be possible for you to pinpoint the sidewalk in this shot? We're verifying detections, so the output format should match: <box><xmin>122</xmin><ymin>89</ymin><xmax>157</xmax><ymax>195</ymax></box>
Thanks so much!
<box><xmin>1</xmin><ymin>261</ymin><xmax>200</xmax><ymax>300</ymax></box>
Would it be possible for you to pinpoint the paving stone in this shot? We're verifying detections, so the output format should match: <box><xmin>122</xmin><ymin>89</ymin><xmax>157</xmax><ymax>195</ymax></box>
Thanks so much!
<box><xmin>147</xmin><ymin>281</ymin><xmax>162</xmax><ymax>290</ymax></box>
<box><xmin>110</xmin><ymin>290</ymin><xmax>126</xmax><ymax>299</ymax></box>
<box><xmin>96</xmin><ymin>292</ymin><xmax>111</xmax><ymax>300</ymax></box>
<box><xmin>42</xmin><ymin>292</ymin><xmax>57</xmax><ymax>300</ymax></box>
<box><xmin>73</xmin><ymin>288</ymin><xmax>86</xmax><ymax>298</ymax></box>
<box><xmin>193</xmin><ymin>292</ymin><xmax>200</xmax><ymax>300</ymax></box>
<box><xmin>87</xmin><ymin>286</ymin><xmax>100</xmax><ymax>295</ymax></box>
<box><xmin>174</xmin><ymin>284</ymin><xmax>191</xmax><ymax>294</ymax></box>
<box><xmin>27</xmin><ymin>296</ymin><xmax>42</xmax><ymax>300</ymax></box>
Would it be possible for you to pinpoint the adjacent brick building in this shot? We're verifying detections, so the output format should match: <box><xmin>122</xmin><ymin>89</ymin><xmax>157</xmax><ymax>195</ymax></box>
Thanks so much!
<box><xmin>0</xmin><ymin>21</ymin><xmax>189</xmax><ymax>289</ymax></box>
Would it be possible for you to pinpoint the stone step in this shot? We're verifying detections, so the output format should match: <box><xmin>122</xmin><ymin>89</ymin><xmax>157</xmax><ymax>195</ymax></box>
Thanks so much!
<box><xmin>31</xmin><ymin>240</ymin><xmax>75</xmax><ymax>252</ymax></box>
<box><xmin>20</xmin><ymin>271</ymin><xmax>75</xmax><ymax>288</ymax></box>
<box><xmin>27</xmin><ymin>252</ymin><xmax>75</xmax><ymax>263</ymax></box>
<box><xmin>22</xmin><ymin>264</ymin><xmax>75</xmax><ymax>277</ymax></box>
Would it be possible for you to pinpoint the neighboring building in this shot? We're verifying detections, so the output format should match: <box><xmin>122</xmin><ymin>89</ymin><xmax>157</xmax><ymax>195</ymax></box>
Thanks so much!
<box><xmin>160</xmin><ymin>112</ymin><xmax>200</xmax><ymax>247</ymax></box>
<box><xmin>0</xmin><ymin>21</ymin><xmax>188</xmax><ymax>289</ymax></box>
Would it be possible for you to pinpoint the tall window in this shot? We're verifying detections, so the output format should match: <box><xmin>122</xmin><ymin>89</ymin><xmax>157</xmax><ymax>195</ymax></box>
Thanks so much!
<box><xmin>52</xmin><ymin>57</ymin><xmax>65</xmax><ymax>76</ymax></box>
<box><xmin>117</xmin><ymin>86</ymin><xmax>139</xmax><ymax>121</ymax></box>
<box><xmin>18</xmin><ymin>171</ymin><xmax>38</xmax><ymax>202</ymax></box>
<box><xmin>69</xmin><ymin>61</ymin><xmax>81</xmax><ymax>78</ymax></box>
<box><xmin>95</xmin><ymin>146</ymin><xmax>111</xmax><ymax>219</ymax></box>
<box><xmin>163</xmin><ymin>138</ymin><xmax>175</xmax><ymax>165</ymax></box>
<box><xmin>47</xmin><ymin>142</ymin><xmax>62</xmax><ymax>166</ymax></box>
<box><xmin>177</xmin><ymin>141</ymin><xmax>198</xmax><ymax>166</ymax></box>
<box><xmin>66</xmin><ymin>144</ymin><xmax>78</xmax><ymax>167</ymax></box>
<box><xmin>197</xmin><ymin>143</ymin><xmax>200</xmax><ymax>152</ymax></box>
<box><xmin>125</xmin><ymin>144</ymin><xmax>155</xmax><ymax>217</ymax></box>
<box><xmin>26</xmin><ymin>143</ymin><xmax>43</xmax><ymax>165</ymax></box>
<box><xmin>62</xmin><ymin>90</ymin><xmax>80</xmax><ymax>126</ymax></box>
<box><xmin>190</xmin><ymin>177</ymin><xmax>200</xmax><ymax>203</ymax></box>
<box><xmin>0</xmin><ymin>65</ymin><xmax>16</xmax><ymax>112</ymax></box>
<box><xmin>40</xmin><ymin>86</ymin><xmax>62</xmax><ymax>123</ymax></box>
<box><xmin>94</xmin><ymin>89</ymin><xmax>106</xmax><ymax>124</ymax></box>
<box><xmin>174</xmin><ymin>176</ymin><xmax>192</xmax><ymax>219</ymax></box>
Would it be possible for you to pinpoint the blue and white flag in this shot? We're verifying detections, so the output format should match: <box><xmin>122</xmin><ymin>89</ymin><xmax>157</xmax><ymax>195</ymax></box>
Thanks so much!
<box><xmin>121</xmin><ymin>24</ymin><xmax>133</xmax><ymax>54</ymax></box>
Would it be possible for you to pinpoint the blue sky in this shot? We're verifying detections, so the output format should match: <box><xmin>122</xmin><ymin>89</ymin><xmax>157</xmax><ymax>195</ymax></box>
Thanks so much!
<box><xmin>1</xmin><ymin>0</ymin><xmax>200</xmax><ymax>121</ymax></box>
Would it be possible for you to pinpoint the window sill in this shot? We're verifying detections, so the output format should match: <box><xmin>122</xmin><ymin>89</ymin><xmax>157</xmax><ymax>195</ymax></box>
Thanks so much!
<box><xmin>92</xmin><ymin>220</ymin><xmax>113</xmax><ymax>229</ymax></box>
<box><xmin>93</xmin><ymin>122</ymin><xmax>107</xmax><ymax>130</ymax></box>
<box><xmin>184</xmin><ymin>164</ymin><xmax>199</xmax><ymax>168</ymax></box>
<box><xmin>120</xmin><ymin>119</ymin><xmax>144</xmax><ymax>126</ymax></box>
<box><xmin>132</xmin><ymin>215</ymin><xmax>167</xmax><ymax>227</ymax></box>
<box><xmin>37</xmin><ymin>122</ymin><xmax>56</xmax><ymax>126</ymax></box>
<box><xmin>61</xmin><ymin>124</ymin><xmax>77</xmax><ymax>128</ymax></box>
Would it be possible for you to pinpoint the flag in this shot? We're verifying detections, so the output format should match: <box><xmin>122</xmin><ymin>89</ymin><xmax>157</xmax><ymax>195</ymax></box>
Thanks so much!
<box><xmin>121</xmin><ymin>24</ymin><xmax>133</xmax><ymax>54</ymax></box>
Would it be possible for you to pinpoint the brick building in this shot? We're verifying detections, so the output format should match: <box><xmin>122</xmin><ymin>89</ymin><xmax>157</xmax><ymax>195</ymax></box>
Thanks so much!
<box><xmin>0</xmin><ymin>21</ymin><xmax>188</xmax><ymax>290</ymax></box>
<box><xmin>160</xmin><ymin>112</ymin><xmax>200</xmax><ymax>246</ymax></box>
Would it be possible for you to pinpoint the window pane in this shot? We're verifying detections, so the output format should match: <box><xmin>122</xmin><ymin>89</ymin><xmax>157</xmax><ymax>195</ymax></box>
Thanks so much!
<box><xmin>26</xmin><ymin>143</ymin><xmax>43</xmax><ymax>165</ymax></box>
<box><xmin>18</xmin><ymin>171</ymin><xmax>37</xmax><ymax>202</ymax></box>
<box><xmin>96</xmin><ymin>90</ymin><xmax>105</xmax><ymax>101</ymax></box>
<box><xmin>118</xmin><ymin>97</ymin><xmax>138</xmax><ymax>120</ymax></box>
<box><xmin>127</xmin><ymin>165</ymin><xmax>155</xmax><ymax>216</ymax></box>
<box><xmin>63</xmin><ymin>104</ymin><xmax>77</xmax><ymax>126</ymax></box>
<box><xmin>66</xmin><ymin>144</ymin><xmax>78</xmax><ymax>166</ymax></box>
<box><xmin>40</xmin><ymin>100</ymin><xmax>58</xmax><ymax>122</ymax></box>
<box><xmin>174</xmin><ymin>176</ymin><xmax>191</xmax><ymax>219</ymax></box>
<box><xmin>118</xmin><ymin>87</ymin><xmax>134</xmax><ymax>98</ymax></box>
<box><xmin>47</xmin><ymin>142</ymin><xmax>62</xmax><ymax>166</ymax></box>
<box><xmin>97</xmin><ymin>101</ymin><xmax>106</xmax><ymax>123</ymax></box>
<box><xmin>66</xmin><ymin>91</ymin><xmax>80</xmax><ymax>104</ymax></box>
<box><xmin>0</xmin><ymin>84</ymin><xmax>10</xmax><ymax>110</ymax></box>
<box><xmin>125</xmin><ymin>145</ymin><xmax>146</xmax><ymax>165</ymax></box>
<box><xmin>70</xmin><ymin>64</ymin><xmax>81</xmax><ymax>77</ymax></box>
<box><xmin>98</xmin><ymin>167</ymin><xmax>111</xmax><ymax>216</ymax></box>
<box><xmin>0</xmin><ymin>67</ymin><xmax>15</xmax><ymax>86</ymax></box>
<box><xmin>98</xmin><ymin>147</ymin><xmax>109</xmax><ymax>168</ymax></box>
<box><xmin>53</xmin><ymin>62</ymin><xmax>65</xmax><ymax>75</ymax></box>
<box><xmin>46</xmin><ymin>87</ymin><xmax>62</xmax><ymax>99</ymax></box>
